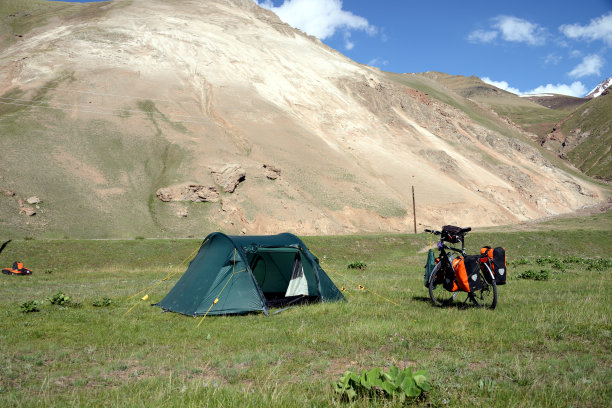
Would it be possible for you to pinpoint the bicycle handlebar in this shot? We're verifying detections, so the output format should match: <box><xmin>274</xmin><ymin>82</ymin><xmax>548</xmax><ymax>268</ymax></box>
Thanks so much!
<box><xmin>424</xmin><ymin>227</ymin><xmax>471</xmax><ymax>235</ymax></box>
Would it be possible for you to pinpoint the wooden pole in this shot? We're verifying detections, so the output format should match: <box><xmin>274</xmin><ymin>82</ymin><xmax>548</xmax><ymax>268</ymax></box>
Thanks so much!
<box><xmin>412</xmin><ymin>185</ymin><xmax>417</xmax><ymax>234</ymax></box>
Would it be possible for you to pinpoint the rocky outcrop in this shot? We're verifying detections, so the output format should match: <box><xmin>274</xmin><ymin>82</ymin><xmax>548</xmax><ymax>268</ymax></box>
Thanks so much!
<box><xmin>156</xmin><ymin>184</ymin><xmax>220</xmax><ymax>202</ymax></box>
<box><xmin>211</xmin><ymin>164</ymin><xmax>246</xmax><ymax>193</ymax></box>
<box><xmin>263</xmin><ymin>164</ymin><xmax>281</xmax><ymax>180</ymax></box>
<box><xmin>26</xmin><ymin>196</ymin><xmax>41</xmax><ymax>205</ymax></box>
<box><xmin>18</xmin><ymin>199</ymin><xmax>36</xmax><ymax>216</ymax></box>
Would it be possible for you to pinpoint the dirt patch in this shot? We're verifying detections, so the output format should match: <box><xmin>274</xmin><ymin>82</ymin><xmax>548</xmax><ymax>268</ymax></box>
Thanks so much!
<box><xmin>52</xmin><ymin>149</ymin><xmax>107</xmax><ymax>185</ymax></box>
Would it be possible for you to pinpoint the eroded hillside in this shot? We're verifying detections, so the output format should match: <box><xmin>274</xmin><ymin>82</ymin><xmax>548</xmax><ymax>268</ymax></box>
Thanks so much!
<box><xmin>0</xmin><ymin>0</ymin><xmax>606</xmax><ymax>238</ymax></box>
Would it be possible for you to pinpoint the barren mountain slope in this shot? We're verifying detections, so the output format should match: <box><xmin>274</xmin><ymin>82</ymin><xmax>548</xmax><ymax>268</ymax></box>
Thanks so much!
<box><xmin>0</xmin><ymin>0</ymin><xmax>605</xmax><ymax>238</ymax></box>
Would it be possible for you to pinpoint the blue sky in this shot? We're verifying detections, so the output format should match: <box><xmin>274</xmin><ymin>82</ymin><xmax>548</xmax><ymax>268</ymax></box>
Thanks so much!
<box><xmin>255</xmin><ymin>0</ymin><xmax>612</xmax><ymax>97</ymax></box>
<box><xmin>50</xmin><ymin>0</ymin><xmax>611</xmax><ymax>97</ymax></box>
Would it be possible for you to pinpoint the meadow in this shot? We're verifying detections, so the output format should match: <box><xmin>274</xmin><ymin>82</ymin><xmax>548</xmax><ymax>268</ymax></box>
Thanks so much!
<box><xmin>0</xmin><ymin>211</ymin><xmax>610</xmax><ymax>407</ymax></box>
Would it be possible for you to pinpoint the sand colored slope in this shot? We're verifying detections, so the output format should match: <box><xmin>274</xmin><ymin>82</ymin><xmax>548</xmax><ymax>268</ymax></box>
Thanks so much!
<box><xmin>0</xmin><ymin>0</ymin><xmax>606</xmax><ymax>238</ymax></box>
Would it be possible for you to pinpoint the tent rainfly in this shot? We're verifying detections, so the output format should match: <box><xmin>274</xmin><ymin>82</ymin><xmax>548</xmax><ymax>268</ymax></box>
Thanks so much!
<box><xmin>156</xmin><ymin>232</ymin><xmax>345</xmax><ymax>316</ymax></box>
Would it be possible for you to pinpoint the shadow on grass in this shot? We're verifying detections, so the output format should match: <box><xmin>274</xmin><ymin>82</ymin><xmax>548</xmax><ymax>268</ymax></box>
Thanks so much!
<box><xmin>412</xmin><ymin>294</ymin><xmax>481</xmax><ymax>310</ymax></box>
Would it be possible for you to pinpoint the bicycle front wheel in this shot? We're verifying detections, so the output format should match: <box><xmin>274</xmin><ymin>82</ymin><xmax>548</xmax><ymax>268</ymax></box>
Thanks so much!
<box><xmin>428</xmin><ymin>263</ymin><xmax>457</xmax><ymax>306</ymax></box>
<box><xmin>471</xmin><ymin>279</ymin><xmax>497</xmax><ymax>309</ymax></box>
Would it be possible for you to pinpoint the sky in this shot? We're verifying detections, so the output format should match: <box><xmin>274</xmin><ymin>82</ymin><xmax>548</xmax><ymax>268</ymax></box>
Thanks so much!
<box><xmin>50</xmin><ymin>0</ymin><xmax>612</xmax><ymax>97</ymax></box>
<box><xmin>254</xmin><ymin>0</ymin><xmax>612</xmax><ymax>97</ymax></box>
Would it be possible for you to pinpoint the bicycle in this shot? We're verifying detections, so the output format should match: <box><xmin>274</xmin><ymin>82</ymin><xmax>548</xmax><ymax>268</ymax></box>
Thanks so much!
<box><xmin>424</xmin><ymin>226</ymin><xmax>497</xmax><ymax>309</ymax></box>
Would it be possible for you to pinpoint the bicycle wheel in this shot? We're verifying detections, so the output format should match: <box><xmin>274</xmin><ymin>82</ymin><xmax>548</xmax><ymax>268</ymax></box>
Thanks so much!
<box><xmin>471</xmin><ymin>278</ymin><xmax>497</xmax><ymax>309</ymax></box>
<box><xmin>428</xmin><ymin>263</ymin><xmax>457</xmax><ymax>306</ymax></box>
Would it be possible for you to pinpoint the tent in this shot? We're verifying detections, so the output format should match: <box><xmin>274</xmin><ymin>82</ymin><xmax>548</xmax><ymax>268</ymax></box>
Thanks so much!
<box><xmin>156</xmin><ymin>232</ymin><xmax>345</xmax><ymax>316</ymax></box>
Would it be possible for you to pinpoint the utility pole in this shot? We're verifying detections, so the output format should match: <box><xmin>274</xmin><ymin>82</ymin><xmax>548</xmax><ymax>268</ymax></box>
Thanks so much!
<box><xmin>412</xmin><ymin>186</ymin><xmax>417</xmax><ymax>234</ymax></box>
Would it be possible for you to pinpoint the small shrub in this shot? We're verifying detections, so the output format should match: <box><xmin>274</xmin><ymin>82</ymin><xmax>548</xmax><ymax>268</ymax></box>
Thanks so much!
<box><xmin>92</xmin><ymin>297</ymin><xmax>112</xmax><ymax>307</ymax></box>
<box><xmin>46</xmin><ymin>292</ymin><xmax>73</xmax><ymax>306</ymax></box>
<box><xmin>334</xmin><ymin>365</ymin><xmax>430</xmax><ymax>402</ymax></box>
<box><xmin>510</xmin><ymin>258</ymin><xmax>530</xmax><ymax>266</ymax></box>
<box><xmin>536</xmin><ymin>257</ymin><xmax>564</xmax><ymax>271</ymax></box>
<box><xmin>20</xmin><ymin>300</ymin><xmax>40</xmax><ymax>313</ymax></box>
<box><xmin>562</xmin><ymin>256</ymin><xmax>584</xmax><ymax>264</ymax></box>
<box><xmin>517</xmin><ymin>269</ymin><xmax>549</xmax><ymax>281</ymax></box>
<box><xmin>585</xmin><ymin>258</ymin><xmax>612</xmax><ymax>271</ymax></box>
<box><xmin>347</xmin><ymin>261</ymin><xmax>367</xmax><ymax>270</ymax></box>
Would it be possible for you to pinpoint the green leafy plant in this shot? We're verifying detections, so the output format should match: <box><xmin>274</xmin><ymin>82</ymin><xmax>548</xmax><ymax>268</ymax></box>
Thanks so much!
<box><xmin>536</xmin><ymin>257</ymin><xmax>564</xmax><ymax>271</ymax></box>
<box><xmin>585</xmin><ymin>258</ymin><xmax>612</xmax><ymax>271</ymax></box>
<box><xmin>562</xmin><ymin>256</ymin><xmax>584</xmax><ymax>264</ymax></box>
<box><xmin>510</xmin><ymin>258</ymin><xmax>530</xmax><ymax>266</ymax></box>
<box><xmin>92</xmin><ymin>297</ymin><xmax>112</xmax><ymax>307</ymax></box>
<box><xmin>46</xmin><ymin>291</ymin><xmax>73</xmax><ymax>306</ymax></box>
<box><xmin>333</xmin><ymin>365</ymin><xmax>430</xmax><ymax>402</ymax></box>
<box><xmin>517</xmin><ymin>269</ymin><xmax>549</xmax><ymax>281</ymax></box>
<box><xmin>347</xmin><ymin>261</ymin><xmax>367</xmax><ymax>270</ymax></box>
<box><xmin>20</xmin><ymin>300</ymin><xmax>40</xmax><ymax>313</ymax></box>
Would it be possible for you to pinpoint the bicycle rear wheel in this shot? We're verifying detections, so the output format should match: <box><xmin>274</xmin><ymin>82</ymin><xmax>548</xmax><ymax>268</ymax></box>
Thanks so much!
<box><xmin>471</xmin><ymin>279</ymin><xmax>497</xmax><ymax>309</ymax></box>
<box><xmin>428</xmin><ymin>263</ymin><xmax>457</xmax><ymax>306</ymax></box>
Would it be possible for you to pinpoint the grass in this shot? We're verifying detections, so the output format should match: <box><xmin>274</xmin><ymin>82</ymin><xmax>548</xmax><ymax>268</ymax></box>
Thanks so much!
<box><xmin>562</xmin><ymin>94</ymin><xmax>612</xmax><ymax>180</ymax></box>
<box><xmin>0</xmin><ymin>0</ymin><xmax>112</xmax><ymax>50</ymax></box>
<box><xmin>0</xmin><ymin>222</ymin><xmax>610</xmax><ymax>407</ymax></box>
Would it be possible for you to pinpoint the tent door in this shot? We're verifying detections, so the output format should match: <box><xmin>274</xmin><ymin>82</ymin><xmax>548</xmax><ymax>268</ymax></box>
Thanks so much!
<box><xmin>285</xmin><ymin>253</ymin><xmax>309</xmax><ymax>297</ymax></box>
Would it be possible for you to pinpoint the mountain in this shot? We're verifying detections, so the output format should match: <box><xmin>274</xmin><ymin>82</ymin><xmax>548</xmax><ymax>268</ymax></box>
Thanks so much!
<box><xmin>558</xmin><ymin>89</ymin><xmax>612</xmax><ymax>179</ymax></box>
<box><xmin>0</xmin><ymin>0</ymin><xmax>607</xmax><ymax>239</ymax></box>
<box><xmin>585</xmin><ymin>77</ymin><xmax>612</xmax><ymax>99</ymax></box>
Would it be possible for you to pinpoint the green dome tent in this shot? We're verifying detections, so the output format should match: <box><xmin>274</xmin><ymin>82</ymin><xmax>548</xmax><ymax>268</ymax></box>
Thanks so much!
<box><xmin>156</xmin><ymin>232</ymin><xmax>345</xmax><ymax>316</ymax></box>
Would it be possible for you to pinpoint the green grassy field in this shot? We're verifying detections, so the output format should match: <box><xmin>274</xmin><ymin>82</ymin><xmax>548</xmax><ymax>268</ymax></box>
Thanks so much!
<box><xmin>0</xmin><ymin>212</ymin><xmax>611</xmax><ymax>407</ymax></box>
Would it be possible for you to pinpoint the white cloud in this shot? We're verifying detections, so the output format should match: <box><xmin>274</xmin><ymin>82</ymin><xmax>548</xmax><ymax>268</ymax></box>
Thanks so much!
<box><xmin>570</xmin><ymin>50</ymin><xmax>582</xmax><ymax>58</ymax></box>
<box><xmin>255</xmin><ymin>0</ymin><xmax>376</xmax><ymax>49</ymax></box>
<box><xmin>544</xmin><ymin>53</ymin><xmax>562</xmax><ymax>65</ymax></box>
<box><xmin>568</xmin><ymin>54</ymin><xmax>604</xmax><ymax>78</ymax></box>
<box><xmin>367</xmin><ymin>57</ymin><xmax>389</xmax><ymax>68</ymax></box>
<box><xmin>481</xmin><ymin>77</ymin><xmax>521</xmax><ymax>95</ymax></box>
<box><xmin>482</xmin><ymin>77</ymin><xmax>588</xmax><ymax>97</ymax></box>
<box><xmin>525</xmin><ymin>82</ymin><xmax>588</xmax><ymax>97</ymax></box>
<box><xmin>343</xmin><ymin>31</ymin><xmax>354</xmax><ymax>50</ymax></box>
<box><xmin>559</xmin><ymin>12</ymin><xmax>612</xmax><ymax>46</ymax></box>
<box><xmin>493</xmin><ymin>16</ymin><xmax>546</xmax><ymax>45</ymax></box>
<box><xmin>468</xmin><ymin>15</ymin><xmax>545</xmax><ymax>45</ymax></box>
<box><xmin>467</xmin><ymin>29</ymin><xmax>497</xmax><ymax>43</ymax></box>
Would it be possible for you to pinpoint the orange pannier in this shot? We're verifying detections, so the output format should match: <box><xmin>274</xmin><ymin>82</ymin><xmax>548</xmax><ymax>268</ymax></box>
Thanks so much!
<box><xmin>452</xmin><ymin>255</ymin><xmax>483</xmax><ymax>292</ymax></box>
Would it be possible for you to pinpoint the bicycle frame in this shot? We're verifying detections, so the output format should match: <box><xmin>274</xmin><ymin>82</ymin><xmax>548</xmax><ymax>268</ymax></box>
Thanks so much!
<box><xmin>479</xmin><ymin>256</ymin><xmax>496</xmax><ymax>284</ymax></box>
<box><xmin>425</xmin><ymin>226</ymin><xmax>498</xmax><ymax>309</ymax></box>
